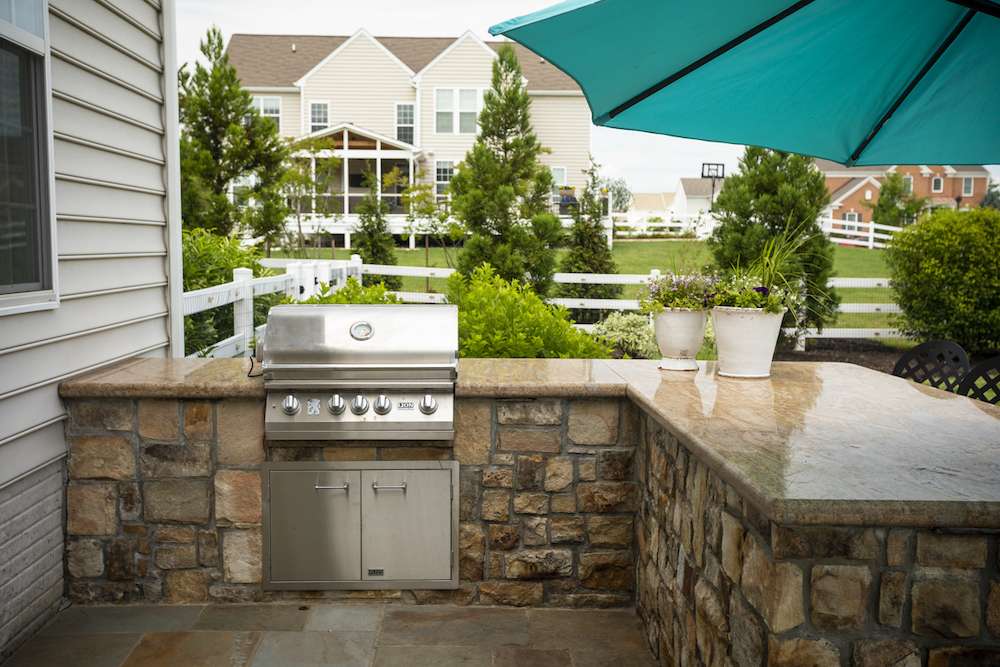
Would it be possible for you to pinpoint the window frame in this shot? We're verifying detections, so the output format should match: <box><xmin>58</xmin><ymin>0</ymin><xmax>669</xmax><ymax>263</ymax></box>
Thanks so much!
<box><xmin>434</xmin><ymin>87</ymin><xmax>482</xmax><ymax>135</ymax></box>
<box><xmin>842</xmin><ymin>211</ymin><xmax>860</xmax><ymax>231</ymax></box>
<box><xmin>435</xmin><ymin>160</ymin><xmax>454</xmax><ymax>201</ymax></box>
<box><xmin>931</xmin><ymin>175</ymin><xmax>943</xmax><ymax>193</ymax></box>
<box><xmin>962</xmin><ymin>176</ymin><xmax>974</xmax><ymax>197</ymax></box>
<box><xmin>0</xmin><ymin>1</ymin><xmax>59</xmax><ymax>317</ymax></box>
<box><xmin>251</xmin><ymin>95</ymin><xmax>281</xmax><ymax>126</ymax></box>
<box><xmin>395</xmin><ymin>102</ymin><xmax>414</xmax><ymax>146</ymax></box>
<box><xmin>902</xmin><ymin>175</ymin><xmax>913</xmax><ymax>194</ymax></box>
<box><xmin>308</xmin><ymin>100</ymin><xmax>330</xmax><ymax>134</ymax></box>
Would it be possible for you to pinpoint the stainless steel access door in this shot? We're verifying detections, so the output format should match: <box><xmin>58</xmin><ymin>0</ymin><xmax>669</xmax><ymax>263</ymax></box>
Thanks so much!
<box><xmin>268</xmin><ymin>470</ymin><xmax>361</xmax><ymax>583</ymax></box>
<box><xmin>361</xmin><ymin>469</ymin><xmax>452</xmax><ymax>582</ymax></box>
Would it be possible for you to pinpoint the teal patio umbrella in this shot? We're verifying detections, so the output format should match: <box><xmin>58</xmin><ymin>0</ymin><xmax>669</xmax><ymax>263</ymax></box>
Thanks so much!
<box><xmin>489</xmin><ymin>0</ymin><xmax>1000</xmax><ymax>166</ymax></box>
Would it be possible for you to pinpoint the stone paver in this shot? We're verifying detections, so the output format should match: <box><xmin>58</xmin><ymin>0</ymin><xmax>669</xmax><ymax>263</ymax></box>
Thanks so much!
<box><xmin>11</xmin><ymin>603</ymin><xmax>655</xmax><ymax>666</ymax></box>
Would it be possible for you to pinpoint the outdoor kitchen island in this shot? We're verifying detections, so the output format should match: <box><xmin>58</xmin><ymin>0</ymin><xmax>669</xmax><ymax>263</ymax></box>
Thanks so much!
<box><xmin>58</xmin><ymin>358</ymin><xmax>1000</xmax><ymax>666</ymax></box>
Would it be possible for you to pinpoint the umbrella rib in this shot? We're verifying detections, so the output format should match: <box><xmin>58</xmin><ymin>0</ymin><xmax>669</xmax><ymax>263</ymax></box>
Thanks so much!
<box><xmin>848</xmin><ymin>8</ymin><xmax>977</xmax><ymax>165</ymax></box>
<box><xmin>947</xmin><ymin>0</ymin><xmax>1000</xmax><ymax>19</ymax></box>
<box><xmin>604</xmin><ymin>0</ymin><xmax>817</xmax><ymax>121</ymax></box>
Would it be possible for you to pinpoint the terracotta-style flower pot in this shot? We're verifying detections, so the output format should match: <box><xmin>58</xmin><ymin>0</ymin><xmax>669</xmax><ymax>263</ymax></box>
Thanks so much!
<box><xmin>711</xmin><ymin>306</ymin><xmax>785</xmax><ymax>378</ymax></box>
<box><xmin>654</xmin><ymin>309</ymin><xmax>707</xmax><ymax>371</ymax></box>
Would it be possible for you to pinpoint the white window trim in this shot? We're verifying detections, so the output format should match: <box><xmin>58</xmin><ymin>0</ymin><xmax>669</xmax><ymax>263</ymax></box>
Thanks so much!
<box><xmin>435</xmin><ymin>160</ymin><xmax>455</xmax><ymax>199</ymax></box>
<box><xmin>394</xmin><ymin>101</ymin><xmax>414</xmax><ymax>145</ymax></box>
<box><xmin>962</xmin><ymin>176</ymin><xmax>974</xmax><ymax>197</ymax></box>
<box><xmin>0</xmin><ymin>1</ymin><xmax>59</xmax><ymax>317</ymax></box>
<box><xmin>550</xmin><ymin>166</ymin><xmax>568</xmax><ymax>187</ymax></box>
<box><xmin>902</xmin><ymin>175</ymin><xmax>913</xmax><ymax>193</ymax></box>
<box><xmin>931</xmin><ymin>175</ymin><xmax>943</xmax><ymax>193</ymax></box>
<box><xmin>433</xmin><ymin>87</ymin><xmax>484</xmax><ymax>135</ymax></box>
<box><xmin>308</xmin><ymin>100</ymin><xmax>330</xmax><ymax>134</ymax></box>
<box><xmin>252</xmin><ymin>95</ymin><xmax>281</xmax><ymax>124</ymax></box>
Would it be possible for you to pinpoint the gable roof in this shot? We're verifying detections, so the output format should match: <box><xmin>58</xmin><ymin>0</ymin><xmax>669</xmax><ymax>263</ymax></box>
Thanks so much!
<box><xmin>814</xmin><ymin>158</ymin><xmax>989</xmax><ymax>176</ymax></box>
<box><xmin>226</xmin><ymin>33</ymin><xmax>581</xmax><ymax>92</ymax></box>
<box><xmin>630</xmin><ymin>192</ymin><xmax>675</xmax><ymax>211</ymax></box>
<box><xmin>679</xmin><ymin>177</ymin><xmax>723</xmax><ymax>198</ymax></box>
<box><xmin>828</xmin><ymin>176</ymin><xmax>881</xmax><ymax>206</ymax></box>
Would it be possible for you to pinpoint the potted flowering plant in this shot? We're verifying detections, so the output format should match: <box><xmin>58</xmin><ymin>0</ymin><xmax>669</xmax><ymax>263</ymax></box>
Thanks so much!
<box><xmin>640</xmin><ymin>273</ymin><xmax>717</xmax><ymax>370</ymax></box>
<box><xmin>711</xmin><ymin>232</ymin><xmax>807</xmax><ymax>378</ymax></box>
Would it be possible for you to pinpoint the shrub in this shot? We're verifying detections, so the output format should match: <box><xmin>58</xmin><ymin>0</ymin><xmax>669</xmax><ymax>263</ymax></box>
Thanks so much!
<box><xmin>182</xmin><ymin>228</ymin><xmax>278</xmax><ymax>356</ymax></box>
<box><xmin>294</xmin><ymin>278</ymin><xmax>400</xmax><ymax>305</ymax></box>
<box><xmin>593</xmin><ymin>312</ymin><xmax>659</xmax><ymax>359</ymax></box>
<box><xmin>885</xmin><ymin>208</ymin><xmax>1000</xmax><ymax>353</ymax></box>
<box><xmin>353</xmin><ymin>171</ymin><xmax>402</xmax><ymax>290</ymax></box>
<box><xmin>447</xmin><ymin>265</ymin><xmax>609</xmax><ymax>359</ymax></box>
<box><xmin>640</xmin><ymin>274</ymin><xmax>717</xmax><ymax>313</ymax></box>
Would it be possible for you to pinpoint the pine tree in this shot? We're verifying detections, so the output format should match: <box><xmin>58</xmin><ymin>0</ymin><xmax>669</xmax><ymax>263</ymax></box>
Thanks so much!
<box><xmin>354</xmin><ymin>171</ymin><xmax>402</xmax><ymax>290</ymax></box>
<box><xmin>179</xmin><ymin>27</ymin><xmax>287</xmax><ymax>235</ymax></box>
<box><xmin>559</xmin><ymin>159</ymin><xmax>622</xmax><ymax>307</ymax></box>
<box><xmin>451</xmin><ymin>45</ymin><xmax>562</xmax><ymax>295</ymax></box>
<box><xmin>709</xmin><ymin>147</ymin><xmax>839</xmax><ymax>328</ymax></box>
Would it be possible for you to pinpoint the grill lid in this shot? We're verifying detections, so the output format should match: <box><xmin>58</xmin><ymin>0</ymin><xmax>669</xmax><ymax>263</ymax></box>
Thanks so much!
<box><xmin>262</xmin><ymin>304</ymin><xmax>458</xmax><ymax>380</ymax></box>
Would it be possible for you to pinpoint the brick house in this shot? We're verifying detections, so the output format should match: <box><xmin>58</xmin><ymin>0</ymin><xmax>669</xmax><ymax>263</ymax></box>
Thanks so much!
<box><xmin>816</xmin><ymin>160</ymin><xmax>991</xmax><ymax>228</ymax></box>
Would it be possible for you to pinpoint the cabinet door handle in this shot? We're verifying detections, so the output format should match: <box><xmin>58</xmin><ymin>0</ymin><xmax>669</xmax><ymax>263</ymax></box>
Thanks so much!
<box><xmin>371</xmin><ymin>481</ymin><xmax>407</xmax><ymax>492</ymax></box>
<box><xmin>314</xmin><ymin>480</ymin><xmax>350</xmax><ymax>491</ymax></box>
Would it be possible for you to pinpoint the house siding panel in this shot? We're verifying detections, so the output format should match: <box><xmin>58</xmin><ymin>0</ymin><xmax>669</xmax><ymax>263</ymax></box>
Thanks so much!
<box><xmin>277</xmin><ymin>92</ymin><xmax>301</xmax><ymax>137</ymax></box>
<box><xmin>300</xmin><ymin>34</ymin><xmax>414</xmax><ymax>140</ymax></box>
<box><xmin>0</xmin><ymin>0</ymin><xmax>177</xmax><ymax>660</ymax></box>
<box><xmin>530</xmin><ymin>94</ymin><xmax>592</xmax><ymax>191</ymax></box>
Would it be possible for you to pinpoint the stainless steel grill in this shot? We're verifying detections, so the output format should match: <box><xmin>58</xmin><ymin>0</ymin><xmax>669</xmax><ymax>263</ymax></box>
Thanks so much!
<box><xmin>260</xmin><ymin>304</ymin><xmax>458</xmax><ymax>440</ymax></box>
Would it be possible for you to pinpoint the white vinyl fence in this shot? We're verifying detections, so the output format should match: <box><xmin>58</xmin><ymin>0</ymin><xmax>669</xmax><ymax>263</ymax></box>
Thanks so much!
<box><xmin>183</xmin><ymin>257</ymin><xmax>901</xmax><ymax>358</ymax></box>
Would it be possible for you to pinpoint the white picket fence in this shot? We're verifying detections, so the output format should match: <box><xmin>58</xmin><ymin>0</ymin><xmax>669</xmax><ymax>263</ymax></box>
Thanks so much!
<box><xmin>183</xmin><ymin>256</ymin><xmax>901</xmax><ymax>357</ymax></box>
<box><xmin>819</xmin><ymin>218</ymin><xmax>902</xmax><ymax>250</ymax></box>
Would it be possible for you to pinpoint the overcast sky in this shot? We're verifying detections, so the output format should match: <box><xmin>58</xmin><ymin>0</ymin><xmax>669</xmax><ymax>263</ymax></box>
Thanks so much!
<box><xmin>174</xmin><ymin>0</ymin><xmax>997</xmax><ymax>192</ymax></box>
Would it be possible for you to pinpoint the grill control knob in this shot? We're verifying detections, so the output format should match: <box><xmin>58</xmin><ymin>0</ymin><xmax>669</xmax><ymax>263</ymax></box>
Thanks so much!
<box><xmin>351</xmin><ymin>394</ymin><xmax>369</xmax><ymax>415</ymax></box>
<box><xmin>281</xmin><ymin>394</ymin><xmax>300</xmax><ymax>416</ymax></box>
<box><xmin>418</xmin><ymin>394</ymin><xmax>438</xmax><ymax>415</ymax></box>
<box><xmin>373</xmin><ymin>394</ymin><xmax>392</xmax><ymax>415</ymax></box>
<box><xmin>328</xmin><ymin>394</ymin><xmax>346</xmax><ymax>415</ymax></box>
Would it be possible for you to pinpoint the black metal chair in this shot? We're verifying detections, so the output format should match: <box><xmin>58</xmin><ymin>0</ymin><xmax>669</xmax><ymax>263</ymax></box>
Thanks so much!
<box><xmin>956</xmin><ymin>356</ymin><xmax>1000</xmax><ymax>405</ymax></box>
<box><xmin>892</xmin><ymin>340</ymin><xmax>971</xmax><ymax>393</ymax></box>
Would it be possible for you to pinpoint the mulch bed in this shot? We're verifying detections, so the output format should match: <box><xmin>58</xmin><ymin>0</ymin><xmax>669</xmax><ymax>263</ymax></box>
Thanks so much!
<box><xmin>774</xmin><ymin>338</ymin><xmax>903</xmax><ymax>375</ymax></box>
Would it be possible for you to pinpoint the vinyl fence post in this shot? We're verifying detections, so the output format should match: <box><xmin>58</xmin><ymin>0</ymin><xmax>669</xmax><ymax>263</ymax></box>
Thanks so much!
<box><xmin>315</xmin><ymin>261</ymin><xmax>332</xmax><ymax>293</ymax></box>
<box><xmin>232</xmin><ymin>267</ymin><xmax>253</xmax><ymax>358</ymax></box>
<box><xmin>286</xmin><ymin>262</ymin><xmax>302</xmax><ymax>300</ymax></box>
<box><xmin>300</xmin><ymin>262</ymin><xmax>316</xmax><ymax>299</ymax></box>
<box><xmin>350</xmin><ymin>254</ymin><xmax>363</xmax><ymax>285</ymax></box>
<box><xmin>867</xmin><ymin>221</ymin><xmax>875</xmax><ymax>249</ymax></box>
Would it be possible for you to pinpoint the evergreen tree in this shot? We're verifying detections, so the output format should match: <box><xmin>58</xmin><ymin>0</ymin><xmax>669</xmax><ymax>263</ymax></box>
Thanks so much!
<box><xmin>559</xmin><ymin>159</ymin><xmax>622</xmax><ymax>307</ymax></box>
<box><xmin>983</xmin><ymin>181</ymin><xmax>1000</xmax><ymax>210</ymax></box>
<box><xmin>354</xmin><ymin>171</ymin><xmax>402</xmax><ymax>290</ymax></box>
<box><xmin>865</xmin><ymin>172</ymin><xmax>927</xmax><ymax>227</ymax></box>
<box><xmin>451</xmin><ymin>45</ymin><xmax>562</xmax><ymax>295</ymax></box>
<box><xmin>179</xmin><ymin>27</ymin><xmax>287</xmax><ymax>235</ymax></box>
<box><xmin>709</xmin><ymin>148</ymin><xmax>838</xmax><ymax>329</ymax></box>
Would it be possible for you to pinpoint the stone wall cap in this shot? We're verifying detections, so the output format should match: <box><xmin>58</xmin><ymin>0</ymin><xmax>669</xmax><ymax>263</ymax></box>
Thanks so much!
<box><xmin>456</xmin><ymin>359</ymin><xmax>628</xmax><ymax>398</ymax></box>
<box><xmin>60</xmin><ymin>358</ymin><xmax>265</xmax><ymax>400</ymax></box>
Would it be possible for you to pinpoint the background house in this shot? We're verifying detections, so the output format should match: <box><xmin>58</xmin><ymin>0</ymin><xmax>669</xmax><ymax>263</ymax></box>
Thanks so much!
<box><xmin>225</xmin><ymin>30</ymin><xmax>593</xmax><ymax>243</ymax></box>
<box><xmin>674</xmin><ymin>177</ymin><xmax>724</xmax><ymax>218</ymax></box>
<box><xmin>626</xmin><ymin>192</ymin><xmax>675</xmax><ymax>224</ymax></box>
<box><xmin>816</xmin><ymin>159</ymin><xmax>991</xmax><ymax>224</ymax></box>
<box><xmin>0</xmin><ymin>0</ymin><xmax>182</xmax><ymax>658</ymax></box>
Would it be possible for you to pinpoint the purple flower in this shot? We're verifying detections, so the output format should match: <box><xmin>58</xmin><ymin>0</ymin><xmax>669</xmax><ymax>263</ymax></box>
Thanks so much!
<box><xmin>753</xmin><ymin>286</ymin><xmax>770</xmax><ymax>297</ymax></box>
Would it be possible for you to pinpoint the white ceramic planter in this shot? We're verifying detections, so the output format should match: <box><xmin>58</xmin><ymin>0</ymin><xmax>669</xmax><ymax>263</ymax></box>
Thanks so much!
<box><xmin>711</xmin><ymin>306</ymin><xmax>786</xmax><ymax>378</ymax></box>
<box><xmin>654</xmin><ymin>309</ymin><xmax>707</xmax><ymax>371</ymax></box>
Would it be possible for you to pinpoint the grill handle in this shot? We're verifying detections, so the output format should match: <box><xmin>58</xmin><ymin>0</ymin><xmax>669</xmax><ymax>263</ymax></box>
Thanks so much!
<box><xmin>371</xmin><ymin>481</ymin><xmax>407</xmax><ymax>492</ymax></box>
<box><xmin>314</xmin><ymin>480</ymin><xmax>350</xmax><ymax>491</ymax></box>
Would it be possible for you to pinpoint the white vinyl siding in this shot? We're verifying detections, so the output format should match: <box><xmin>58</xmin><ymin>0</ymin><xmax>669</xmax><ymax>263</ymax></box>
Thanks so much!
<box><xmin>0</xmin><ymin>0</ymin><xmax>176</xmax><ymax>657</ymax></box>
<box><xmin>298</xmin><ymin>32</ymin><xmax>414</xmax><ymax>141</ymax></box>
<box><xmin>529</xmin><ymin>94</ymin><xmax>592</xmax><ymax>191</ymax></box>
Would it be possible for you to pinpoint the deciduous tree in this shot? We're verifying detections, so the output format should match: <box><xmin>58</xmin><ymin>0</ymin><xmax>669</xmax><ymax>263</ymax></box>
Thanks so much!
<box><xmin>865</xmin><ymin>172</ymin><xmax>927</xmax><ymax>228</ymax></box>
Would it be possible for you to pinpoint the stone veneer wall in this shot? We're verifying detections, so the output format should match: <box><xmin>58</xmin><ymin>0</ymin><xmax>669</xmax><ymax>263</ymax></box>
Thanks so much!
<box><xmin>634</xmin><ymin>411</ymin><xmax>1000</xmax><ymax>667</ymax></box>
<box><xmin>62</xmin><ymin>396</ymin><xmax>638</xmax><ymax>607</ymax></box>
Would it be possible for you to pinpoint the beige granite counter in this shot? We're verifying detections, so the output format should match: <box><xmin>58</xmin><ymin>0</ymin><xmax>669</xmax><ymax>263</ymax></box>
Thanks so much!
<box><xmin>60</xmin><ymin>357</ymin><xmax>1000</xmax><ymax>528</ymax></box>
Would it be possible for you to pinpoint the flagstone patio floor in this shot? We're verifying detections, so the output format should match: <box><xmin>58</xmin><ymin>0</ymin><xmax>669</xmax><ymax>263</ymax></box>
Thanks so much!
<box><xmin>6</xmin><ymin>603</ymin><xmax>656</xmax><ymax>666</ymax></box>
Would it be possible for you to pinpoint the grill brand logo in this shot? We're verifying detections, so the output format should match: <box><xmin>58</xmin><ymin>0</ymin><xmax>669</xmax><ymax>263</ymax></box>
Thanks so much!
<box><xmin>368</xmin><ymin>568</ymin><xmax>385</xmax><ymax>576</ymax></box>
<box><xmin>397</xmin><ymin>401</ymin><xmax>415</xmax><ymax>410</ymax></box>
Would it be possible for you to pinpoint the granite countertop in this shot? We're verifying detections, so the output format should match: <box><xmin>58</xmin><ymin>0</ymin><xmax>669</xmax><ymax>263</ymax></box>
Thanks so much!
<box><xmin>60</xmin><ymin>357</ymin><xmax>1000</xmax><ymax>528</ymax></box>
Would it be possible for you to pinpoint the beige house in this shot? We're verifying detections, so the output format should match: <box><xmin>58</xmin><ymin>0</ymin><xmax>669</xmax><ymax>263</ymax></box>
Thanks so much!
<box><xmin>226</xmin><ymin>30</ymin><xmax>593</xmax><ymax>244</ymax></box>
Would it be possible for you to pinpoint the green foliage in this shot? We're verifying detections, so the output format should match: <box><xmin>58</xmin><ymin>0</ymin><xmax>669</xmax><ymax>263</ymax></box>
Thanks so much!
<box><xmin>447</xmin><ymin>266</ymin><xmax>609</xmax><ymax>359</ymax></box>
<box><xmin>592</xmin><ymin>312</ymin><xmax>659</xmax><ymax>359</ymax></box>
<box><xmin>604</xmin><ymin>176</ymin><xmax>632</xmax><ymax>213</ymax></box>
<box><xmin>640</xmin><ymin>274</ymin><xmax>716</xmax><ymax>313</ymax></box>
<box><xmin>559</xmin><ymin>159</ymin><xmax>622</xmax><ymax>302</ymax></box>
<box><xmin>279</xmin><ymin>137</ymin><xmax>341</xmax><ymax>256</ymax></box>
<box><xmin>708</xmin><ymin>147</ymin><xmax>838</xmax><ymax>328</ymax></box>
<box><xmin>884</xmin><ymin>208</ymin><xmax>1000</xmax><ymax>353</ymax></box>
<box><xmin>294</xmin><ymin>278</ymin><xmax>400</xmax><ymax>305</ymax></box>
<box><xmin>403</xmin><ymin>169</ymin><xmax>464</xmax><ymax>270</ymax></box>
<box><xmin>179</xmin><ymin>27</ymin><xmax>288</xmax><ymax>235</ymax></box>
<box><xmin>353</xmin><ymin>171</ymin><xmax>402</xmax><ymax>290</ymax></box>
<box><xmin>181</xmin><ymin>229</ymin><xmax>277</xmax><ymax>355</ymax></box>
<box><xmin>451</xmin><ymin>45</ymin><xmax>560</xmax><ymax>294</ymax></box>
<box><xmin>712</xmin><ymin>231</ymin><xmax>812</xmax><ymax>315</ymax></box>
<box><xmin>982</xmin><ymin>181</ymin><xmax>1000</xmax><ymax>210</ymax></box>
<box><xmin>866</xmin><ymin>173</ymin><xmax>927</xmax><ymax>227</ymax></box>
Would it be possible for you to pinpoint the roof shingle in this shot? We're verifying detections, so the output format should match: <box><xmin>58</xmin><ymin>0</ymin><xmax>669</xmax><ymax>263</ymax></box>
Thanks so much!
<box><xmin>225</xmin><ymin>33</ymin><xmax>581</xmax><ymax>92</ymax></box>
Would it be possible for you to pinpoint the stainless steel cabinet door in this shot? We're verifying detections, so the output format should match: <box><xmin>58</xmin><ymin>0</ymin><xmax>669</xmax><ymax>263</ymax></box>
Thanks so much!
<box><xmin>268</xmin><ymin>470</ymin><xmax>361</xmax><ymax>583</ymax></box>
<box><xmin>361</xmin><ymin>469</ymin><xmax>452</xmax><ymax>581</ymax></box>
